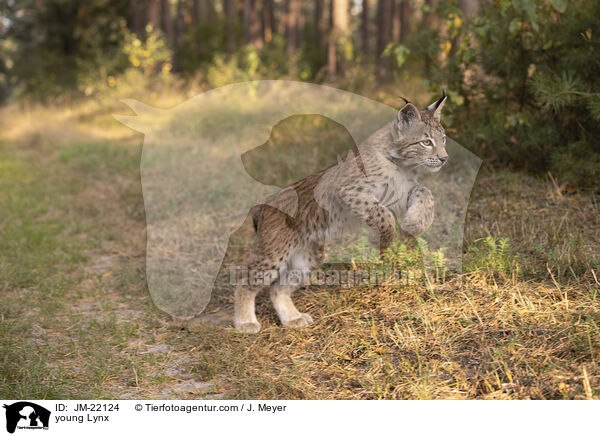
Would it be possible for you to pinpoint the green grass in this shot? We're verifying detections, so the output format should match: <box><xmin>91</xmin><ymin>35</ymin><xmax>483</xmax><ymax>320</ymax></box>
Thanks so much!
<box><xmin>0</xmin><ymin>101</ymin><xmax>598</xmax><ymax>400</ymax></box>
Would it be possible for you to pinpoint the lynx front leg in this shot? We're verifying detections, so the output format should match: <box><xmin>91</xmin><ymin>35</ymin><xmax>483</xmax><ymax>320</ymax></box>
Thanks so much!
<box><xmin>233</xmin><ymin>257</ymin><xmax>278</xmax><ymax>334</ymax></box>
<box><xmin>401</xmin><ymin>185</ymin><xmax>434</xmax><ymax>237</ymax></box>
<box><xmin>366</xmin><ymin>204</ymin><xmax>396</xmax><ymax>255</ymax></box>
<box><xmin>339</xmin><ymin>186</ymin><xmax>396</xmax><ymax>255</ymax></box>
<box><xmin>270</xmin><ymin>284</ymin><xmax>313</xmax><ymax>328</ymax></box>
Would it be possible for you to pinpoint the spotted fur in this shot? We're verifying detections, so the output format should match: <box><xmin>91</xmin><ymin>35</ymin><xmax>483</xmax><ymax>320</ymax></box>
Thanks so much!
<box><xmin>234</xmin><ymin>94</ymin><xmax>448</xmax><ymax>333</ymax></box>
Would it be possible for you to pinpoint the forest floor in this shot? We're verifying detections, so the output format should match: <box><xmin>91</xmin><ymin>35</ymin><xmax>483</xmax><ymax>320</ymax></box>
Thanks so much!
<box><xmin>0</xmin><ymin>95</ymin><xmax>599</xmax><ymax>400</ymax></box>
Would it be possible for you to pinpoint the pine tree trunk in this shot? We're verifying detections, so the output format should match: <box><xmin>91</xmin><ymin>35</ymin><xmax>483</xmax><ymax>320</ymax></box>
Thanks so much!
<box><xmin>392</xmin><ymin>0</ymin><xmax>401</xmax><ymax>43</ymax></box>
<box><xmin>361</xmin><ymin>0</ymin><xmax>369</xmax><ymax>53</ymax></box>
<box><xmin>147</xmin><ymin>0</ymin><xmax>162</xmax><ymax>31</ymax></box>
<box><xmin>458</xmin><ymin>0</ymin><xmax>479</xmax><ymax>18</ymax></box>
<box><xmin>161</xmin><ymin>0</ymin><xmax>175</xmax><ymax>48</ymax></box>
<box><xmin>328</xmin><ymin>0</ymin><xmax>349</xmax><ymax>81</ymax></box>
<box><xmin>376</xmin><ymin>0</ymin><xmax>393</xmax><ymax>80</ymax></box>
<box><xmin>131</xmin><ymin>0</ymin><xmax>147</xmax><ymax>35</ymax></box>
<box><xmin>285</xmin><ymin>0</ymin><xmax>299</xmax><ymax>58</ymax></box>
<box><xmin>192</xmin><ymin>0</ymin><xmax>200</xmax><ymax>27</ymax></box>
<box><xmin>224</xmin><ymin>0</ymin><xmax>236</xmax><ymax>53</ymax></box>
<box><xmin>315</xmin><ymin>0</ymin><xmax>326</xmax><ymax>60</ymax></box>
<box><xmin>263</xmin><ymin>0</ymin><xmax>274</xmax><ymax>43</ymax></box>
<box><xmin>399</xmin><ymin>0</ymin><xmax>410</xmax><ymax>43</ymax></box>
<box><xmin>175</xmin><ymin>0</ymin><xmax>184</xmax><ymax>48</ymax></box>
<box><xmin>296</xmin><ymin>2</ymin><xmax>305</xmax><ymax>49</ymax></box>
<box><xmin>192</xmin><ymin>0</ymin><xmax>212</xmax><ymax>26</ymax></box>
<box><xmin>244</xmin><ymin>0</ymin><xmax>262</xmax><ymax>48</ymax></box>
<box><xmin>392</xmin><ymin>0</ymin><xmax>410</xmax><ymax>43</ymax></box>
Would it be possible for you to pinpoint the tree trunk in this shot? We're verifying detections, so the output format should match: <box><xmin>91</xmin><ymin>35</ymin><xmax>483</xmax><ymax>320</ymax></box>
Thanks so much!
<box><xmin>376</xmin><ymin>0</ymin><xmax>393</xmax><ymax>80</ymax></box>
<box><xmin>392</xmin><ymin>0</ymin><xmax>400</xmax><ymax>44</ymax></box>
<box><xmin>361</xmin><ymin>0</ymin><xmax>369</xmax><ymax>53</ymax></box>
<box><xmin>161</xmin><ymin>0</ymin><xmax>175</xmax><ymax>48</ymax></box>
<box><xmin>175</xmin><ymin>0</ymin><xmax>185</xmax><ymax>48</ymax></box>
<box><xmin>263</xmin><ymin>0</ymin><xmax>274</xmax><ymax>43</ymax></box>
<box><xmin>244</xmin><ymin>0</ymin><xmax>262</xmax><ymax>48</ymax></box>
<box><xmin>285</xmin><ymin>0</ymin><xmax>299</xmax><ymax>58</ymax></box>
<box><xmin>224</xmin><ymin>0</ymin><xmax>236</xmax><ymax>53</ymax></box>
<box><xmin>192</xmin><ymin>0</ymin><xmax>200</xmax><ymax>27</ymax></box>
<box><xmin>459</xmin><ymin>0</ymin><xmax>479</xmax><ymax>18</ymax></box>
<box><xmin>399</xmin><ymin>0</ymin><xmax>410</xmax><ymax>43</ymax></box>
<box><xmin>314</xmin><ymin>0</ymin><xmax>326</xmax><ymax>60</ymax></box>
<box><xmin>192</xmin><ymin>0</ymin><xmax>212</xmax><ymax>26</ymax></box>
<box><xmin>296</xmin><ymin>1</ymin><xmax>305</xmax><ymax>49</ymax></box>
<box><xmin>328</xmin><ymin>0</ymin><xmax>349</xmax><ymax>81</ymax></box>
<box><xmin>393</xmin><ymin>0</ymin><xmax>410</xmax><ymax>43</ymax></box>
<box><xmin>147</xmin><ymin>0</ymin><xmax>162</xmax><ymax>31</ymax></box>
<box><xmin>131</xmin><ymin>0</ymin><xmax>147</xmax><ymax>35</ymax></box>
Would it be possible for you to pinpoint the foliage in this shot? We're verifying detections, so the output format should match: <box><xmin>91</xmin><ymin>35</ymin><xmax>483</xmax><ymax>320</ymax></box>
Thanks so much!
<box><xmin>205</xmin><ymin>46</ymin><xmax>264</xmax><ymax>88</ymax></box>
<box><xmin>0</xmin><ymin>0</ymin><xmax>131</xmax><ymax>100</ymax></box>
<box><xmin>410</xmin><ymin>0</ymin><xmax>600</xmax><ymax>190</ymax></box>
<box><xmin>465</xmin><ymin>236</ymin><xmax>516</xmax><ymax>276</ymax></box>
<box><xmin>1</xmin><ymin>0</ymin><xmax>599</xmax><ymax>189</ymax></box>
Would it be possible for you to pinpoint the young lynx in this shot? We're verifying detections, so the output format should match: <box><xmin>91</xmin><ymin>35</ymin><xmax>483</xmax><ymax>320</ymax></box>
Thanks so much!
<box><xmin>234</xmin><ymin>93</ymin><xmax>448</xmax><ymax>333</ymax></box>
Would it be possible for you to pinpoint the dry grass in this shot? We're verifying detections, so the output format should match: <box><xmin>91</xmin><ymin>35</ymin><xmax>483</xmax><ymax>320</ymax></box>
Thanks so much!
<box><xmin>187</xmin><ymin>274</ymin><xmax>599</xmax><ymax>399</ymax></box>
<box><xmin>0</xmin><ymin>97</ymin><xmax>598</xmax><ymax>400</ymax></box>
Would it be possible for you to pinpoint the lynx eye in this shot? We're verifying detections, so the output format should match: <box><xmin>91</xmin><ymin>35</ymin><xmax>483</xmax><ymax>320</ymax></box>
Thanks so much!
<box><xmin>420</xmin><ymin>139</ymin><xmax>434</xmax><ymax>148</ymax></box>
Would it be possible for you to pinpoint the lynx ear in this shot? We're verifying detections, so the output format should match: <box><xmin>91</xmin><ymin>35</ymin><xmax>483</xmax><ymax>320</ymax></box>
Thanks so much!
<box><xmin>425</xmin><ymin>90</ymin><xmax>447</xmax><ymax>121</ymax></box>
<box><xmin>398</xmin><ymin>102</ymin><xmax>421</xmax><ymax>124</ymax></box>
<box><xmin>392</xmin><ymin>102</ymin><xmax>421</xmax><ymax>142</ymax></box>
<box><xmin>394</xmin><ymin>101</ymin><xmax>420</xmax><ymax>127</ymax></box>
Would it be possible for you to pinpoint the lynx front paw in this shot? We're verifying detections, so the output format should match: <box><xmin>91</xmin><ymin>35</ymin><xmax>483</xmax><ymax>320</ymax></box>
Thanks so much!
<box><xmin>401</xmin><ymin>203</ymin><xmax>434</xmax><ymax>236</ymax></box>
<box><xmin>282</xmin><ymin>313</ymin><xmax>314</xmax><ymax>329</ymax></box>
<box><xmin>234</xmin><ymin>320</ymin><xmax>262</xmax><ymax>334</ymax></box>
<box><xmin>402</xmin><ymin>186</ymin><xmax>434</xmax><ymax>236</ymax></box>
<box><xmin>401</xmin><ymin>216</ymin><xmax>432</xmax><ymax>236</ymax></box>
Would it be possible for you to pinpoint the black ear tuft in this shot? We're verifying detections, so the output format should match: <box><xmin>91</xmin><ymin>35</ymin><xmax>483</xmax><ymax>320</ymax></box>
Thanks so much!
<box><xmin>425</xmin><ymin>91</ymin><xmax>448</xmax><ymax>121</ymax></box>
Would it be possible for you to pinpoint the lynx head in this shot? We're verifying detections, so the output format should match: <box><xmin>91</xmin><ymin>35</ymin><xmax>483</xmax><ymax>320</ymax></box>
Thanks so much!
<box><xmin>386</xmin><ymin>92</ymin><xmax>448</xmax><ymax>172</ymax></box>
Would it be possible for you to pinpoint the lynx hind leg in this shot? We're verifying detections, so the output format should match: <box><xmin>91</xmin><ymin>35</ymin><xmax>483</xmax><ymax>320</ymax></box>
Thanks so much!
<box><xmin>233</xmin><ymin>257</ymin><xmax>278</xmax><ymax>334</ymax></box>
<box><xmin>234</xmin><ymin>285</ymin><xmax>262</xmax><ymax>333</ymax></box>
<box><xmin>401</xmin><ymin>185</ymin><xmax>434</xmax><ymax>237</ymax></box>
<box><xmin>270</xmin><ymin>242</ymin><xmax>322</xmax><ymax>329</ymax></box>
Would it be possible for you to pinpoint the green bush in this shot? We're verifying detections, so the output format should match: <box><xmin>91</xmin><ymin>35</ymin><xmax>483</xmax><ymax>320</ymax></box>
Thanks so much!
<box><xmin>406</xmin><ymin>0</ymin><xmax>600</xmax><ymax>190</ymax></box>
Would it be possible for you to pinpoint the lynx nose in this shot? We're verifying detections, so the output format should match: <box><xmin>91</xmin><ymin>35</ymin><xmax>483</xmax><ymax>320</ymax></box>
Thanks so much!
<box><xmin>438</xmin><ymin>155</ymin><xmax>448</xmax><ymax>164</ymax></box>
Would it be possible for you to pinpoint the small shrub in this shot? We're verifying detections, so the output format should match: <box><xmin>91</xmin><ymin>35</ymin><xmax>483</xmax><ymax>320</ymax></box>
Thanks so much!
<box><xmin>465</xmin><ymin>236</ymin><xmax>516</xmax><ymax>277</ymax></box>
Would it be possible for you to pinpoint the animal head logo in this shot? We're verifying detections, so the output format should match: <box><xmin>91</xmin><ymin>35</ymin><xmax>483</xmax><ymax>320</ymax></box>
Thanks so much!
<box><xmin>3</xmin><ymin>402</ymin><xmax>51</xmax><ymax>434</ymax></box>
